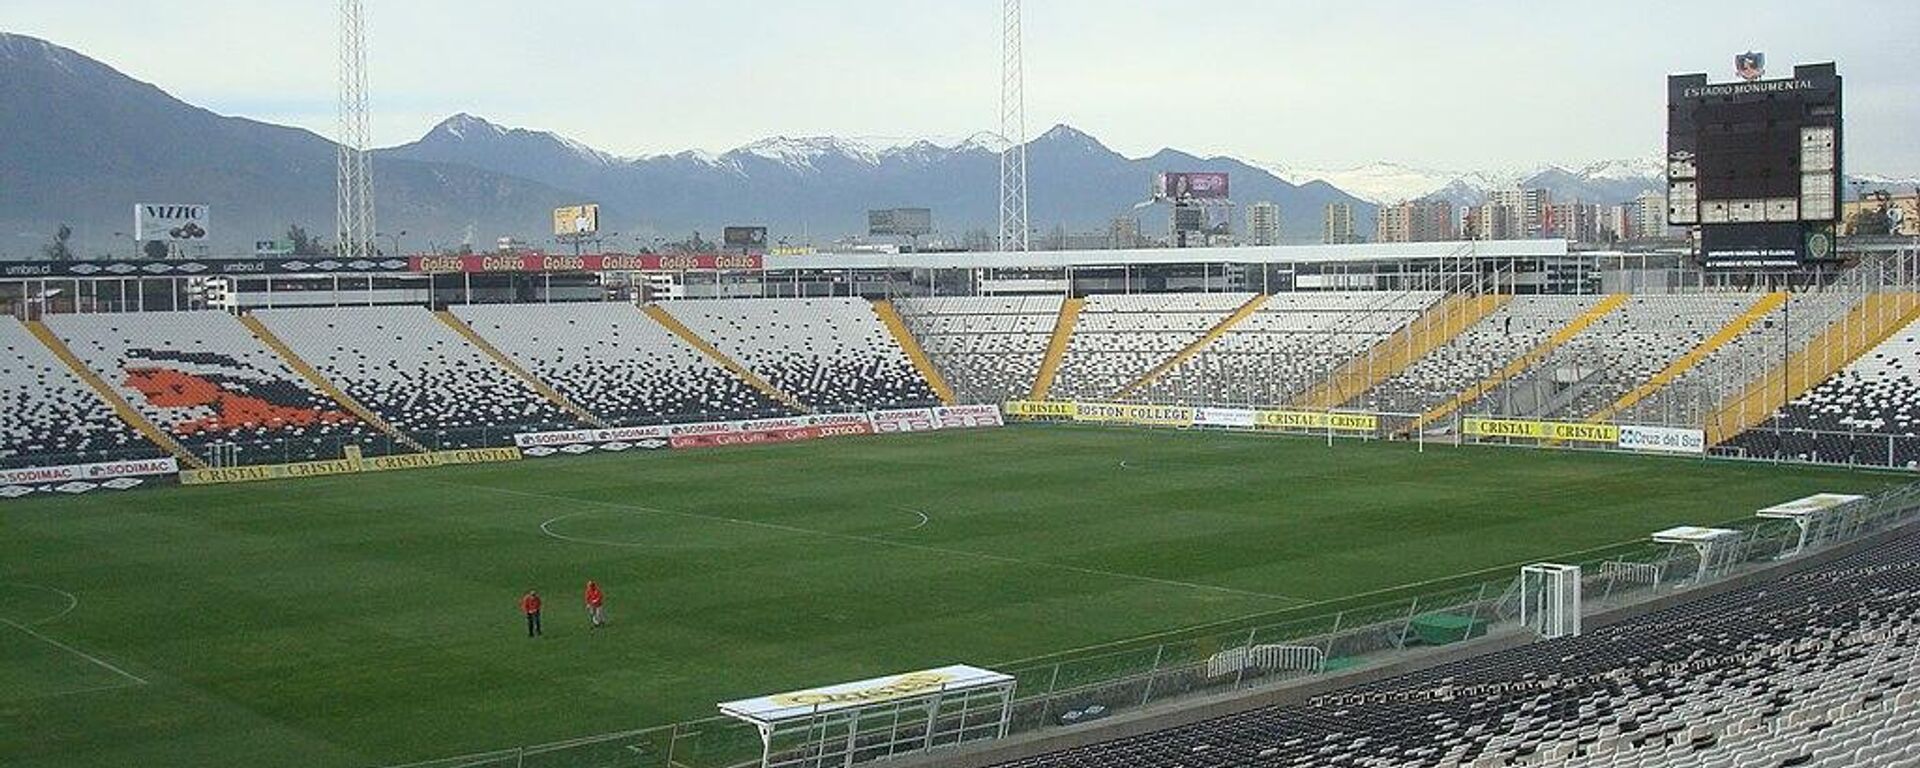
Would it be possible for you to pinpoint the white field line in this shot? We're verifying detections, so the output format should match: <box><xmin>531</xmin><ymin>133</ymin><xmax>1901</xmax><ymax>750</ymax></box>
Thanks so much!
<box><xmin>436</xmin><ymin>480</ymin><xmax>1307</xmax><ymax>605</ymax></box>
<box><xmin>2</xmin><ymin>581</ymin><xmax>79</xmax><ymax>625</ymax></box>
<box><xmin>894</xmin><ymin>506</ymin><xmax>932</xmax><ymax>531</ymax></box>
<box><xmin>1</xmin><ymin>618</ymin><xmax>148</xmax><ymax>686</ymax></box>
<box><xmin>539</xmin><ymin>511</ymin><xmax>652</xmax><ymax>548</ymax></box>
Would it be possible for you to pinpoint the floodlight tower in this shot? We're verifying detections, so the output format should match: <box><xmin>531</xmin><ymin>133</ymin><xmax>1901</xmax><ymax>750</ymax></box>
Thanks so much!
<box><xmin>996</xmin><ymin>0</ymin><xmax>1029</xmax><ymax>252</ymax></box>
<box><xmin>336</xmin><ymin>0</ymin><xmax>377</xmax><ymax>259</ymax></box>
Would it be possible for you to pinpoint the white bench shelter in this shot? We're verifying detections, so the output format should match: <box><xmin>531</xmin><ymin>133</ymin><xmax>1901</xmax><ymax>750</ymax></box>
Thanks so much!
<box><xmin>718</xmin><ymin>664</ymin><xmax>1015</xmax><ymax>768</ymax></box>
<box><xmin>1757</xmin><ymin>493</ymin><xmax>1868</xmax><ymax>556</ymax></box>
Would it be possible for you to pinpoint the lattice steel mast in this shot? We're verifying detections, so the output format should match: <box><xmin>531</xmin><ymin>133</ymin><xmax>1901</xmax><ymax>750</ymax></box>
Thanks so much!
<box><xmin>336</xmin><ymin>0</ymin><xmax>376</xmax><ymax>259</ymax></box>
<box><xmin>996</xmin><ymin>0</ymin><xmax>1029</xmax><ymax>252</ymax></box>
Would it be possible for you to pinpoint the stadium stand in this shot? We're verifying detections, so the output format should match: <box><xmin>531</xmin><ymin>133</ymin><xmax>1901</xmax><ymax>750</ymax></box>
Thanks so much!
<box><xmin>983</xmin><ymin>525</ymin><xmax>1920</xmax><ymax>768</ymax></box>
<box><xmin>449</xmin><ymin>302</ymin><xmax>793</xmax><ymax>425</ymax></box>
<box><xmin>1131</xmin><ymin>291</ymin><xmax>1442</xmax><ymax>407</ymax></box>
<box><xmin>1484</xmin><ymin>294</ymin><xmax>1760</xmax><ymax>420</ymax></box>
<box><xmin>0</xmin><ymin>315</ymin><xmax>161</xmax><ymax>468</ymax></box>
<box><xmin>1350</xmin><ymin>296</ymin><xmax>1605</xmax><ymax>417</ymax></box>
<box><xmin>657</xmin><ymin>297</ymin><xmax>941</xmax><ymax>411</ymax></box>
<box><xmin>1723</xmin><ymin>313</ymin><xmax>1920</xmax><ymax>468</ymax></box>
<box><xmin>44</xmin><ymin>311</ymin><xmax>387</xmax><ymax>462</ymax></box>
<box><xmin>1617</xmin><ymin>290</ymin><xmax>1861</xmax><ymax>427</ymax></box>
<box><xmin>1048</xmin><ymin>293</ymin><xmax>1257</xmax><ymax>402</ymax></box>
<box><xmin>252</xmin><ymin>306</ymin><xmax>582</xmax><ymax>447</ymax></box>
<box><xmin>896</xmin><ymin>296</ymin><xmax>1065</xmax><ymax>405</ymax></box>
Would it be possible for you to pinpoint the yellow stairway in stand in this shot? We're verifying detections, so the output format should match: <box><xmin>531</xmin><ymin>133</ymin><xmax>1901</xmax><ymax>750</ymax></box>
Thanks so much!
<box><xmin>871</xmin><ymin>299</ymin><xmax>954</xmax><ymax>405</ymax></box>
<box><xmin>1586</xmin><ymin>291</ymin><xmax>1786</xmax><ymax>424</ymax></box>
<box><xmin>1704</xmin><ymin>292</ymin><xmax>1920</xmax><ymax>446</ymax></box>
<box><xmin>1029</xmin><ymin>298</ymin><xmax>1085</xmax><ymax>401</ymax></box>
<box><xmin>25</xmin><ymin>320</ymin><xmax>208</xmax><ymax>469</ymax></box>
<box><xmin>239</xmin><ymin>314</ymin><xmax>429</xmax><ymax>453</ymax></box>
<box><xmin>435</xmin><ymin>310</ymin><xmax>608</xmax><ymax>428</ymax></box>
<box><xmin>1404</xmin><ymin>294</ymin><xmax>1629</xmax><ymax>435</ymax></box>
<box><xmin>641</xmin><ymin>304</ymin><xmax>812</xmax><ymax>413</ymax></box>
<box><xmin>1113</xmin><ymin>294</ymin><xmax>1270</xmax><ymax>399</ymax></box>
<box><xmin>1291</xmin><ymin>293</ymin><xmax>1512</xmax><ymax>410</ymax></box>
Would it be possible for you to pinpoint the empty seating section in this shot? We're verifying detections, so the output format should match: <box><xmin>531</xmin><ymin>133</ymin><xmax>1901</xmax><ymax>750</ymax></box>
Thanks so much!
<box><xmin>254</xmin><ymin>306</ymin><xmax>579</xmax><ymax>447</ymax></box>
<box><xmin>993</xmin><ymin>526</ymin><xmax>1920</xmax><ymax>768</ymax></box>
<box><xmin>658</xmin><ymin>298</ymin><xmax>940</xmax><ymax>411</ymax></box>
<box><xmin>450</xmin><ymin>303</ymin><xmax>790</xmax><ymax>425</ymax></box>
<box><xmin>0</xmin><ymin>316</ymin><xmax>159</xmax><ymax>468</ymax></box>
<box><xmin>1621</xmin><ymin>290</ymin><xmax>1860</xmax><ymax>427</ymax></box>
<box><xmin>1353</xmin><ymin>296</ymin><xmax>1602</xmax><ymax>416</ymax></box>
<box><xmin>1725</xmin><ymin>314</ymin><xmax>1920</xmax><ymax>468</ymax></box>
<box><xmin>1486</xmin><ymin>294</ymin><xmax>1758</xmax><ymax>420</ymax></box>
<box><xmin>1049</xmin><ymin>293</ymin><xmax>1255</xmax><ymax>401</ymax></box>
<box><xmin>896</xmin><ymin>296</ymin><xmax>1063</xmax><ymax>404</ymax></box>
<box><xmin>45</xmin><ymin>311</ymin><xmax>387</xmax><ymax>462</ymax></box>
<box><xmin>1136</xmin><ymin>291</ymin><xmax>1441</xmax><ymax>406</ymax></box>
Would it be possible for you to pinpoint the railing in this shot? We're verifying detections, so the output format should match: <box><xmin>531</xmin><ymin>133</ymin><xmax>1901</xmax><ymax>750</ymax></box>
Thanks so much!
<box><xmin>375</xmin><ymin>478</ymin><xmax>1920</xmax><ymax>768</ymax></box>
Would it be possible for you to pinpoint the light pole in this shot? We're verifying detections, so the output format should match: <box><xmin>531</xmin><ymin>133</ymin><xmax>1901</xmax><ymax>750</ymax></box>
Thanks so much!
<box><xmin>378</xmin><ymin>230</ymin><xmax>407</xmax><ymax>257</ymax></box>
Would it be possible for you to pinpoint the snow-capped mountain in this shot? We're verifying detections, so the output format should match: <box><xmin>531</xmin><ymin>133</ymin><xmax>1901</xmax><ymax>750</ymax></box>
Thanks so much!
<box><xmin>1852</xmin><ymin>174</ymin><xmax>1920</xmax><ymax>195</ymax></box>
<box><xmin>1264</xmin><ymin>157</ymin><xmax>1668</xmax><ymax>208</ymax></box>
<box><xmin>381</xmin><ymin>118</ymin><xmax>1374</xmax><ymax>243</ymax></box>
<box><xmin>1262</xmin><ymin>162</ymin><xmax>1502</xmax><ymax>206</ymax></box>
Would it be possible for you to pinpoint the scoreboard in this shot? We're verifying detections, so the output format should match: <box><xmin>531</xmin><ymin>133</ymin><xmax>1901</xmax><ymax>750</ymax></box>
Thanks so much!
<box><xmin>1667</xmin><ymin>62</ymin><xmax>1842</xmax><ymax>267</ymax></box>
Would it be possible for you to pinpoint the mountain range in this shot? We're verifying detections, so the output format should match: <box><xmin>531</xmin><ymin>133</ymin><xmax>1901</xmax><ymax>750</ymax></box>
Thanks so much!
<box><xmin>3</xmin><ymin>31</ymin><xmax>1915</xmax><ymax>259</ymax></box>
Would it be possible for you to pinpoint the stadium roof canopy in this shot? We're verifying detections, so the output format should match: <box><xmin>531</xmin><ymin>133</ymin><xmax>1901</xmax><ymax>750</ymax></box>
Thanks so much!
<box><xmin>774</xmin><ymin>239</ymin><xmax>1568</xmax><ymax>271</ymax></box>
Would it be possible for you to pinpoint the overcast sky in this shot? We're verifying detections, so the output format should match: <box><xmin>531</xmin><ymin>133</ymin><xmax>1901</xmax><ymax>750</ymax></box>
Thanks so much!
<box><xmin>8</xmin><ymin>1</ymin><xmax>1917</xmax><ymax>175</ymax></box>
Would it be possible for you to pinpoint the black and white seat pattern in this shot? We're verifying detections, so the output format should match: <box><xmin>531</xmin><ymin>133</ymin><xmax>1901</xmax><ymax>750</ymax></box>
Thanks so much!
<box><xmin>450</xmin><ymin>303</ymin><xmax>791</xmax><ymax>425</ymax></box>
<box><xmin>1620</xmin><ymin>291</ymin><xmax>1858</xmax><ymax>427</ymax></box>
<box><xmin>897</xmin><ymin>296</ymin><xmax>1063</xmax><ymax>404</ymax></box>
<box><xmin>1051</xmin><ymin>293</ymin><xmax>1256</xmax><ymax>401</ymax></box>
<box><xmin>1355</xmin><ymin>296</ymin><xmax>1603</xmax><ymax>416</ymax></box>
<box><xmin>994</xmin><ymin>527</ymin><xmax>1920</xmax><ymax>768</ymax></box>
<box><xmin>0</xmin><ymin>316</ymin><xmax>161</xmax><ymax>468</ymax></box>
<box><xmin>659</xmin><ymin>298</ymin><xmax>940</xmax><ymax>411</ymax></box>
<box><xmin>254</xmin><ymin>306</ymin><xmax>580</xmax><ymax>447</ymax></box>
<box><xmin>1492</xmin><ymin>294</ymin><xmax>1758</xmax><ymax>421</ymax></box>
<box><xmin>1136</xmin><ymin>291</ymin><xmax>1441</xmax><ymax>407</ymax></box>
<box><xmin>1726</xmin><ymin>316</ymin><xmax>1920</xmax><ymax>469</ymax></box>
<box><xmin>46</xmin><ymin>311</ymin><xmax>384</xmax><ymax>462</ymax></box>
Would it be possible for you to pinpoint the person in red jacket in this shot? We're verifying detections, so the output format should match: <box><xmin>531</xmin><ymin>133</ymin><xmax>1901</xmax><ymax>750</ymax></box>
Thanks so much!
<box><xmin>521</xmin><ymin>589</ymin><xmax>543</xmax><ymax>638</ymax></box>
<box><xmin>584</xmin><ymin>581</ymin><xmax>606</xmax><ymax>629</ymax></box>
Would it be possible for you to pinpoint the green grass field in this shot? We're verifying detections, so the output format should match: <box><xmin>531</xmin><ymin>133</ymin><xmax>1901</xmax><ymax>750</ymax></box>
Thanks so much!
<box><xmin>0</xmin><ymin>425</ymin><xmax>1899</xmax><ymax>768</ymax></box>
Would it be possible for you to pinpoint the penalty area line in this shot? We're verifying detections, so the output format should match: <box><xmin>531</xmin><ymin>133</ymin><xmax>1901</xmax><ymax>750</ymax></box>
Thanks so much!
<box><xmin>435</xmin><ymin>480</ymin><xmax>1308</xmax><ymax>606</ymax></box>
<box><xmin>1</xmin><ymin>618</ymin><xmax>148</xmax><ymax>686</ymax></box>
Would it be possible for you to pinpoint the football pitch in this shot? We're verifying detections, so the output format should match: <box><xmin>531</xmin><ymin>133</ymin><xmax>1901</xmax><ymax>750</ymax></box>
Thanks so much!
<box><xmin>0</xmin><ymin>425</ymin><xmax>1899</xmax><ymax>768</ymax></box>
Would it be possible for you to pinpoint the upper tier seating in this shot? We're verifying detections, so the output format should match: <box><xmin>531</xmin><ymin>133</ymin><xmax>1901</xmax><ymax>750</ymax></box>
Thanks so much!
<box><xmin>990</xmin><ymin>525</ymin><xmax>1920</xmax><ymax>768</ymax></box>
<box><xmin>253</xmin><ymin>306</ymin><xmax>580</xmax><ymax>447</ymax></box>
<box><xmin>1724</xmin><ymin>313</ymin><xmax>1920</xmax><ymax>468</ymax></box>
<box><xmin>896</xmin><ymin>296</ymin><xmax>1064</xmax><ymax>404</ymax></box>
<box><xmin>1050</xmin><ymin>293</ymin><xmax>1256</xmax><ymax>401</ymax></box>
<box><xmin>450</xmin><ymin>303</ymin><xmax>790</xmax><ymax>425</ymax></box>
<box><xmin>0</xmin><ymin>316</ymin><xmax>161</xmax><ymax>469</ymax></box>
<box><xmin>1353</xmin><ymin>296</ymin><xmax>1603</xmax><ymax>416</ymax></box>
<box><xmin>1619</xmin><ymin>289</ymin><xmax>1861</xmax><ymax>427</ymax></box>
<box><xmin>657</xmin><ymin>298</ymin><xmax>940</xmax><ymax>411</ymax></box>
<box><xmin>1134</xmin><ymin>291</ymin><xmax>1441</xmax><ymax>407</ymax></box>
<box><xmin>1484</xmin><ymin>294</ymin><xmax>1758</xmax><ymax>421</ymax></box>
<box><xmin>45</xmin><ymin>311</ymin><xmax>386</xmax><ymax>462</ymax></box>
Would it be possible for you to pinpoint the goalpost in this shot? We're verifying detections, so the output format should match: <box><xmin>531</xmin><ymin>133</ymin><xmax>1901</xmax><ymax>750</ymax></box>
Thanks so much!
<box><xmin>1519</xmin><ymin>563</ymin><xmax>1582</xmax><ymax>639</ymax></box>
